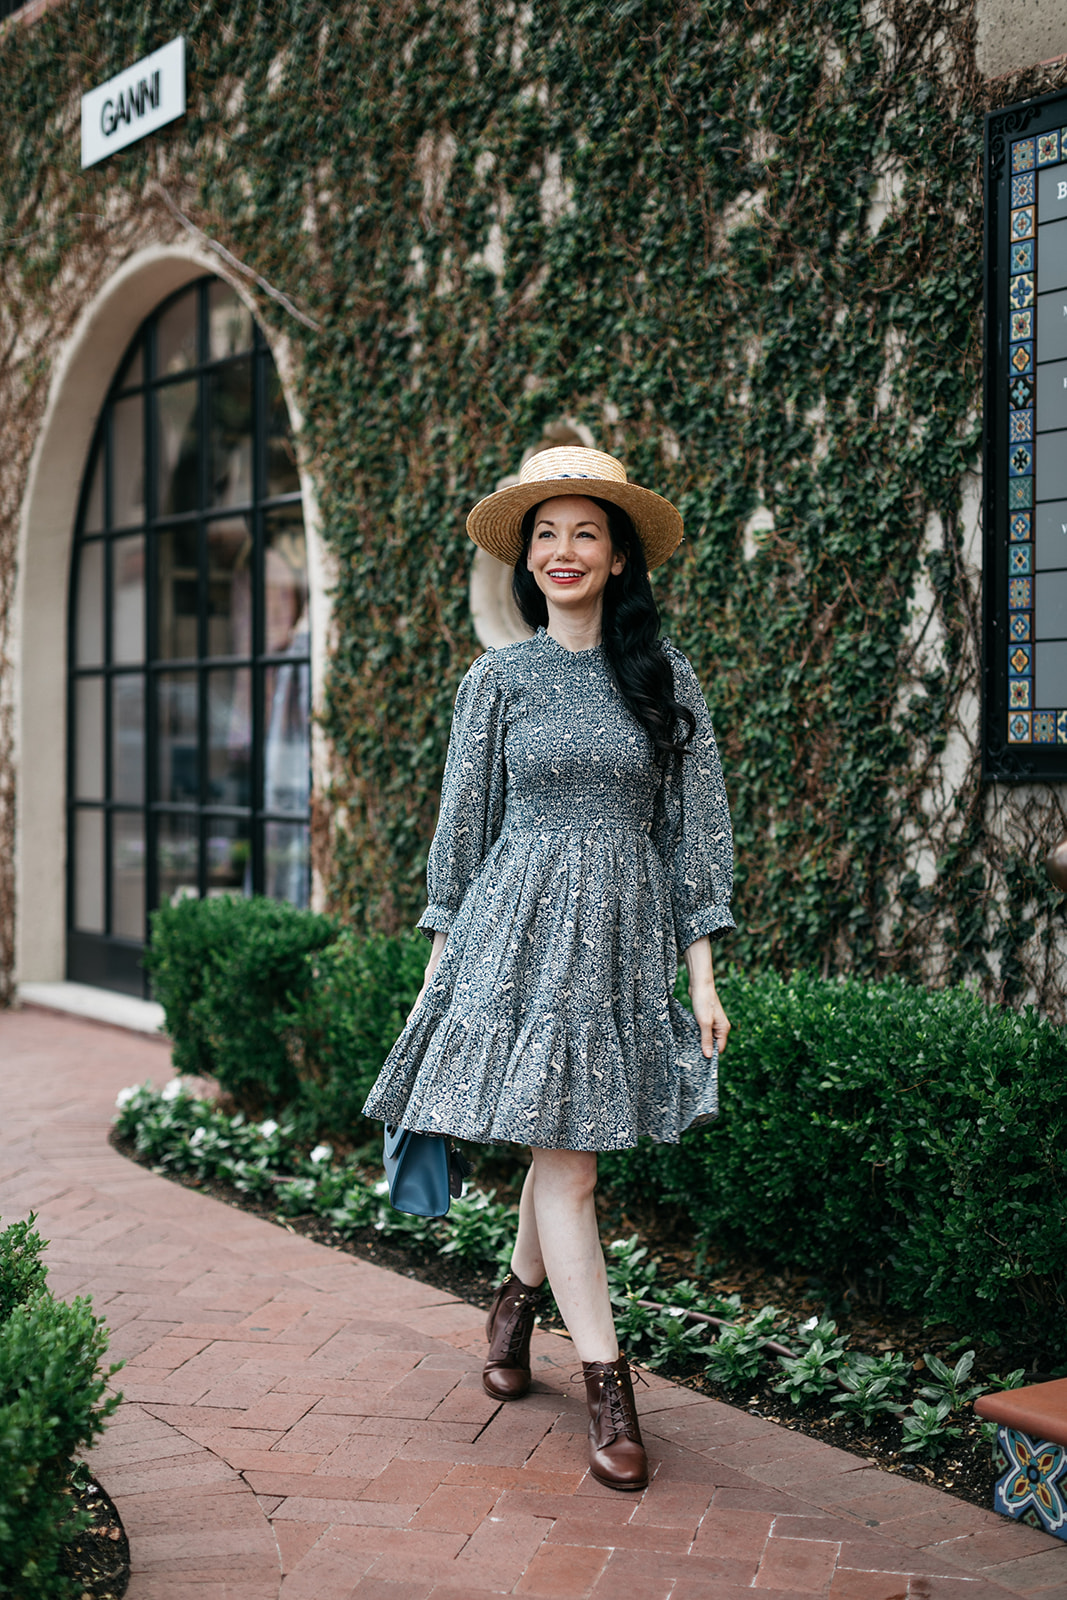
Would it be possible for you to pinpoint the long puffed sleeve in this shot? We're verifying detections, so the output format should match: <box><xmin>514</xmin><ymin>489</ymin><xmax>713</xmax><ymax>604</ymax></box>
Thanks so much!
<box><xmin>417</xmin><ymin>652</ymin><xmax>507</xmax><ymax>939</ymax></box>
<box><xmin>650</xmin><ymin>642</ymin><xmax>735</xmax><ymax>953</ymax></box>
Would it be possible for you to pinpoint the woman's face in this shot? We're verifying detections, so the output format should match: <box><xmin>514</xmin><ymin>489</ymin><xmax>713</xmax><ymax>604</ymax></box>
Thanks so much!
<box><xmin>525</xmin><ymin>495</ymin><xmax>625</xmax><ymax>611</ymax></box>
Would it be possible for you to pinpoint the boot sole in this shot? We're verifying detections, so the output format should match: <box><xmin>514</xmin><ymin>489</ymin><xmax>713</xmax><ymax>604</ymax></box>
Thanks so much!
<box><xmin>588</xmin><ymin>1465</ymin><xmax>648</xmax><ymax>1492</ymax></box>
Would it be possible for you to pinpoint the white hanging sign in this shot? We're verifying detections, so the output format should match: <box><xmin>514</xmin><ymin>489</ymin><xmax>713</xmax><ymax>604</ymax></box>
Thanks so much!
<box><xmin>81</xmin><ymin>37</ymin><xmax>186</xmax><ymax>169</ymax></box>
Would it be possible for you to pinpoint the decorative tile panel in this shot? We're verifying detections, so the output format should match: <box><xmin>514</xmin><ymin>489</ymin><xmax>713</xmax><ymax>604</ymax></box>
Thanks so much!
<box><xmin>1009</xmin><ymin>411</ymin><xmax>1033</xmax><ymax>443</ymax></box>
<box><xmin>1009</xmin><ymin>274</ymin><xmax>1034</xmax><ymax>310</ymax></box>
<box><xmin>1012</xmin><ymin>138</ymin><xmax>1036</xmax><ymax>172</ymax></box>
<box><xmin>1037</xmin><ymin>131</ymin><xmax>1061</xmax><ymax>166</ymax></box>
<box><xmin>1011</xmin><ymin>241</ymin><xmax>1034</xmax><ymax>273</ymax></box>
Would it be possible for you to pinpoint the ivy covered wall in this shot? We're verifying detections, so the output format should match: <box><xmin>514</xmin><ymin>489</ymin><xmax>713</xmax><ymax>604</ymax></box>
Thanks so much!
<box><xmin>1</xmin><ymin>0</ymin><xmax>1066</xmax><ymax>1013</ymax></box>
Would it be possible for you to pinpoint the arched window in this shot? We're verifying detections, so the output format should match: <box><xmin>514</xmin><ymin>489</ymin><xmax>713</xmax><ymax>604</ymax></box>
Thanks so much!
<box><xmin>67</xmin><ymin>276</ymin><xmax>311</xmax><ymax>994</ymax></box>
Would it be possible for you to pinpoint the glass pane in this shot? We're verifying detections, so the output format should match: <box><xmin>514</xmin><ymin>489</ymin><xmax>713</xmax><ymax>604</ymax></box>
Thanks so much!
<box><xmin>117</xmin><ymin>338</ymin><xmax>144</xmax><ymax>390</ymax></box>
<box><xmin>157</xmin><ymin>812</ymin><xmax>199</xmax><ymax>904</ymax></box>
<box><xmin>156</xmin><ymin>526</ymin><xmax>199</xmax><ymax>660</ymax></box>
<box><xmin>83</xmin><ymin>451</ymin><xmax>105</xmax><ymax>534</ymax></box>
<box><xmin>206</xmin><ymin>517</ymin><xmax>254</xmax><ymax>657</ymax></box>
<box><xmin>75</xmin><ymin>541</ymin><xmax>105</xmax><ymax>666</ymax></box>
<box><xmin>112</xmin><ymin>676</ymin><xmax>145</xmax><ymax>803</ymax></box>
<box><xmin>264</xmin><ymin>507</ymin><xmax>310</xmax><ymax>653</ymax></box>
<box><xmin>206</xmin><ymin>816</ymin><xmax>252</xmax><ymax>896</ymax></box>
<box><xmin>112</xmin><ymin>535</ymin><xmax>145</xmax><ymax>664</ymax></box>
<box><xmin>111</xmin><ymin>394</ymin><xmax>146</xmax><ymax>527</ymax></box>
<box><xmin>266</xmin><ymin>367</ymin><xmax>300</xmax><ymax>498</ymax></box>
<box><xmin>157</xmin><ymin>671</ymin><xmax>199</xmax><ymax>803</ymax></box>
<box><xmin>74</xmin><ymin>676</ymin><xmax>105</xmax><ymax>800</ymax></box>
<box><xmin>265</xmin><ymin>821</ymin><xmax>309</xmax><ymax>908</ymax></box>
<box><xmin>157</xmin><ymin>286</ymin><xmax>199</xmax><ymax>376</ymax></box>
<box><xmin>73</xmin><ymin>809</ymin><xmax>105</xmax><ymax>932</ymax></box>
<box><xmin>207</xmin><ymin>668</ymin><xmax>252</xmax><ymax>806</ymax></box>
<box><xmin>208</xmin><ymin>360</ymin><xmax>253</xmax><ymax>507</ymax></box>
<box><xmin>208</xmin><ymin>281</ymin><xmax>254</xmax><ymax>360</ymax></box>
<box><xmin>112</xmin><ymin>812</ymin><xmax>145</xmax><ymax>939</ymax></box>
<box><xmin>264</xmin><ymin>661</ymin><xmax>310</xmax><ymax>813</ymax></box>
<box><xmin>157</xmin><ymin>379</ymin><xmax>200</xmax><ymax>516</ymax></box>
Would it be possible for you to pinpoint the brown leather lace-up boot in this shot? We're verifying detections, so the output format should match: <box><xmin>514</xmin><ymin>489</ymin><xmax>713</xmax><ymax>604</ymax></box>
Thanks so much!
<box><xmin>482</xmin><ymin>1273</ymin><xmax>542</xmax><ymax>1400</ymax></box>
<box><xmin>582</xmin><ymin>1353</ymin><xmax>649</xmax><ymax>1491</ymax></box>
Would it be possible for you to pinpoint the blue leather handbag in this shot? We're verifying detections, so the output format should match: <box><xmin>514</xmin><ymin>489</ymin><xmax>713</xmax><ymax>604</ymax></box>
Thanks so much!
<box><xmin>383</xmin><ymin>1125</ymin><xmax>469</xmax><ymax>1218</ymax></box>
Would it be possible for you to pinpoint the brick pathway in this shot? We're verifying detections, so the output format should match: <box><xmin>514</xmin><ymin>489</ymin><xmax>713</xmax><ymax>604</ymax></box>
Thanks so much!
<box><xmin>2</xmin><ymin>1007</ymin><xmax>1065</xmax><ymax>1600</ymax></box>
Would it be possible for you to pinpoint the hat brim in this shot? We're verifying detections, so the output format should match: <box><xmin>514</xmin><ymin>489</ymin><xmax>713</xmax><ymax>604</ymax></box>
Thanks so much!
<box><xmin>466</xmin><ymin>478</ymin><xmax>683</xmax><ymax>570</ymax></box>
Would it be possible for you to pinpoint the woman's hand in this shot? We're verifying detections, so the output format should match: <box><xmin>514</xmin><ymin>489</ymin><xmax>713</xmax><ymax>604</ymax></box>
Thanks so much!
<box><xmin>684</xmin><ymin>936</ymin><xmax>731</xmax><ymax>1059</ymax></box>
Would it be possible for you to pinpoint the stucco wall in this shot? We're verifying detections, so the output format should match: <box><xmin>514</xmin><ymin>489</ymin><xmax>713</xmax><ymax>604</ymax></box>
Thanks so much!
<box><xmin>976</xmin><ymin>0</ymin><xmax>1067</xmax><ymax>77</ymax></box>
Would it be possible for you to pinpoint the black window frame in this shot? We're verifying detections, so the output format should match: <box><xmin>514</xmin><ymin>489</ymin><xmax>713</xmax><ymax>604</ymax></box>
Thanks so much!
<box><xmin>66</xmin><ymin>276</ymin><xmax>312</xmax><ymax>995</ymax></box>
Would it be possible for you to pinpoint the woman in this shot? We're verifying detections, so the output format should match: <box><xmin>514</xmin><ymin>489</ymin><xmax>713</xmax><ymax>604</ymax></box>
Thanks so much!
<box><xmin>363</xmin><ymin>445</ymin><xmax>734</xmax><ymax>1492</ymax></box>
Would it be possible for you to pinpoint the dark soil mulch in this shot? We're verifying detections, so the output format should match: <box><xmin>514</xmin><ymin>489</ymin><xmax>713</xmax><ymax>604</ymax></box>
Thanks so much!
<box><xmin>59</xmin><ymin>1467</ymin><xmax>130</xmax><ymax>1599</ymax></box>
<box><xmin>109</xmin><ymin>1127</ymin><xmax>1010</xmax><ymax>1515</ymax></box>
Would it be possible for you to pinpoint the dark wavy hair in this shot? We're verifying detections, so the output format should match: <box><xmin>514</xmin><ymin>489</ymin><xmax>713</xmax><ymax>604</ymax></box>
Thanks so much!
<box><xmin>511</xmin><ymin>497</ymin><xmax>695</xmax><ymax>769</ymax></box>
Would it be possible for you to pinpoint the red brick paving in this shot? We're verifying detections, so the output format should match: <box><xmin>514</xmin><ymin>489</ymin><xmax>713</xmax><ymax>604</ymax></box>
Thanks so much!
<box><xmin>2</xmin><ymin>1006</ymin><xmax>1066</xmax><ymax>1599</ymax></box>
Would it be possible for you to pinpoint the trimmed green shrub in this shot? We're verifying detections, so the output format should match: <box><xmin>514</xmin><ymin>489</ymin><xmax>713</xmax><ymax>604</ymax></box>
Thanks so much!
<box><xmin>144</xmin><ymin>894</ymin><xmax>339</xmax><ymax>1114</ymax></box>
<box><xmin>0</xmin><ymin>1215</ymin><xmax>121</xmax><ymax>1599</ymax></box>
<box><xmin>601</xmin><ymin>970</ymin><xmax>1067</xmax><ymax>1357</ymax></box>
<box><xmin>281</xmin><ymin>929</ymin><xmax>426</xmax><ymax>1138</ymax></box>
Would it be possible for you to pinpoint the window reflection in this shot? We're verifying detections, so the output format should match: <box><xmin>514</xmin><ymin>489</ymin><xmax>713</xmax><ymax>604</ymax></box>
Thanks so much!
<box><xmin>265</xmin><ymin>821</ymin><xmax>309</xmax><ymax>908</ymax></box>
<box><xmin>111</xmin><ymin>395</ymin><xmax>145</xmax><ymax>527</ymax></box>
<box><xmin>74</xmin><ymin>810</ymin><xmax>105</xmax><ymax>932</ymax></box>
<box><xmin>157</xmin><ymin>813</ymin><xmax>199</xmax><ymax>904</ymax></box>
<box><xmin>207</xmin><ymin>518</ymin><xmax>253</xmax><ymax>657</ymax></box>
<box><xmin>208</xmin><ymin>360</ymin><xmax>253</xmax><ymax>507</ymax></box>
<box><xmin>156</xmin><ymin>287</ymin><xmax>198</xmax><ymax>375</ymax></box>
<box><xmin>208</xmin><ymin>281</ymin><xmax>254</xmax><ymax>360</ymax></box>
<box><xmin>206</xmin><ymin>816</ymin><xmax>252</xmax><ymax>896</ymax></box>
<box><xmin>265</xmin><ymin>508</ymin><xmax>310</xmax><ymax>653</ymax></box>
<box><xmin>75</xmin><ymin>677</ymin><xmax>105</xmax><ymax>800</ymax></box>
<box><xmin>75</xmin><ymin>542</ymin><xmax>105</xmax><ymax>666</ymax></box>
<box><xmin>112</xmin><ymin>676</ymin><xmax>144</xmax><ymax>804</ymax></box>
<box><xmin>112</xmin><ymin>812</ymin><xmax>145</xmax><ymax>939</ymax></box>
<box><xmin>84</xmin><ymin>454</ymin><xmax>105</xmax><ymax>534</ymax></box>
<box><xmin>156</xmin><ymin>526</ymin><xmax>199</xmax><ymax>660</ymax></box>
<box><xmin>157</xmin><ymin>672</ymin><xmax>199</xmax><ymax>803</ymax></box>
<box><xmin>264</xmin><ymin>661</ymin><xmax>310</xmax><ymax>813</ymax></box>
<box><xmin>157</xmin><ymin>379</ymin><xmax>200</xmax><ymax>516</ymax></box>
<box><xmin>267</xmin><ymin>367</ymin><xmax>300</xmax><ymax>497</ymax></box>
<box><xmin>207</xmin><ymin>668</ymin><xmax>252</xmax><ymax>807</ymax></box>
<box><xmin>112</xmin><ymin>535</ymin><xmax>145</xmax><ymax>664</ymax></box>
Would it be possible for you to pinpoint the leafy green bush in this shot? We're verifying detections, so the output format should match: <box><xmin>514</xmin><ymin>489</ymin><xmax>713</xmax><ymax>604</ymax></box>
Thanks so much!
<box><xmin>0</xmin><ymin>1216</ymin><xmax>121</xmax><ymax>1599</ymax></box>
<box><xmin>144</xmin><ymin>894</ymin><xmax>340</xmax><ymax>1116</ymax></box>
<box><xmin>601</xmin><ymin>969</ymin><xmax>1067</xmax><ymax>1359</ymax></box>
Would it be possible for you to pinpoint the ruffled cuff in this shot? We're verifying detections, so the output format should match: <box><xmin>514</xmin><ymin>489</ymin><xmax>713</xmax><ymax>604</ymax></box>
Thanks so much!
<box><xmin>678</xmin><ymin>902</ymin><xmax>736</xmax><ymax>952</ymax></box>
<box><xmin>416</xmin><ymin>904</ymin><xmax>455</xmax><ymax>940</ymax></box>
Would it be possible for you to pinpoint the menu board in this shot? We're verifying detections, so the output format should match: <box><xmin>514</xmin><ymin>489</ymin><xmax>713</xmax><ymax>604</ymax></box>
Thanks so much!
<box><xmin>985</xmin><ymin>90</ymin><xmax>1067</xmax><ymax>780</ymax></box>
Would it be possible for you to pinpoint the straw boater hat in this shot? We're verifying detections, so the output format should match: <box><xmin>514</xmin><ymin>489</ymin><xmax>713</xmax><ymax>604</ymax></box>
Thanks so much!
<box><xmin>466</xmin><ymin>446</ymin><xmax>683</xmax><ymax>571</ymax></box>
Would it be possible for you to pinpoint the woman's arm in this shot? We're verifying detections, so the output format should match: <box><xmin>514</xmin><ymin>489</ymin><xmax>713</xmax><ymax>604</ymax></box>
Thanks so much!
<box><xmin>684</xmin><ymin>935</ymin><xmax>730</xmax><ymax>1059</ymax></box>
<box><xmin>415</xmin><ymin>929</ymin><xmax>448</xmax><ymax>1007</ymax></box>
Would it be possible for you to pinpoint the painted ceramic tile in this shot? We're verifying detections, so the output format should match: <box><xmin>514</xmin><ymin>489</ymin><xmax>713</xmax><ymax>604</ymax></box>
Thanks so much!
<box><xmin>1033</xmin><ymin>713</ymin><xmax>1058</xmax><ymax>744</ymax></box>
<box><xmin>1010</xmin><ymin>274</ymin><xmax>1035</xmax><ymax>311</ymax></box>
<box><xmin>1010</xmin><ymin>445</ymin><xmax>1033</xmax><ymax>477</ymax></box>
<box><xmin>1010</xmin><ymin>613</ymin><xmax>1031</xmax><ymax>641</ymax></box>
<box><xmin>1010</xmin><ymin>546</ymin><xmax>1032</xmax><ymax>574</ymax></box>
<box><xmin>1009</xmin><ymin>712</ymin><xmax>1032</xmax><ymax>742</ymax></box>
<box><xmin>1009</xmin><ymin>374</ymin><xmax>1034</xmax><ymax>409</ymax></box>
<box><xmin>1059</xmin><ymin>711</ymin><xmax>1067</xmax><ymax>744</ymax></box>
<box><xmin>1010</xmin><ymin>341</ymin><xmax>1034</xmax><ymax>375</ymax></box>
<box><xmin>1009</xmin><ymin>577</ymin><xmax>1033</xmax><ymax>608</ymax></box>
<box><xmin>1009</xmin><ymin>478</ymin><xmax>1033</xmax><ymax>510</ymax></box>
<box><xmin>1010</xmin><ymin>679</ymin><xmax>1032</xmax><ymax>708</ymax></box>
<box><xmin>1009</xmin><ymin>645</ymin><xmax>1032</xmax><ymax>673</ymax></box>
<box><xmin>1011</xmin><ymin>206</ymin><xmax>1035</xmax><ymax>240</ymax></box>
<box><xmin>1009</xmin><ymin>411</ymin><xmax>1033</xmax><ymax>443</ymax></box>
<box><xmin>1011</xmin><ymin>241</ymin><xmax>1035</xmax><ymax>273</ymax></box>
<box><xmin>1037</xmin><ymin>131</ymin><xmax>1061</xmax><ymax>166</ymax></box>
<box><xmin>1012</xmin><ymin>138</ymin><xmax>1036</xmax><ymax>173</ymax></box>
<box><xmin>1012</xmin><ymin>172</ymin><xmax>1036</xmax><ymax>205</ymax></box>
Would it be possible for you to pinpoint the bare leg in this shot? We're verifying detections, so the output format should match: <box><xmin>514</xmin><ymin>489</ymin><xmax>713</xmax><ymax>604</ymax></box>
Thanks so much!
<box><xmin>510</xmin><ymin>1163</ymin><xmax>546</xmax><ymax>1286</ymax></box>
<box><xmin>527</xmin><ymin>1147</ymin><xmax>618</xmax><ymax>1364</ymax></box>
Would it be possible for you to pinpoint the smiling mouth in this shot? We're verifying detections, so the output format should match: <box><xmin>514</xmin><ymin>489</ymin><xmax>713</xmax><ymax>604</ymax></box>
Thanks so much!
<box><xmin>547</xmin><ymin>569</ymin><xmax>584</xmax><ymax>583</ymax></box>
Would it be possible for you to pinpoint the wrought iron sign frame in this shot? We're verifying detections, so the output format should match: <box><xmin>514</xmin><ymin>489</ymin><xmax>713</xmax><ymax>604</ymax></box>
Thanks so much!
<box><xmin>984</xmin><ymin>87</ymin><xmax>1067</xmax><ymax>782</ymax></box>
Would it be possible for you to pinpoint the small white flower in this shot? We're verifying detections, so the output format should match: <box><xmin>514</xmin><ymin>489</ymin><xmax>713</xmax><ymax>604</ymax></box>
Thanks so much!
<box><xmin>258</xmin><ymin>1119</ymin><xmax>279</xmax><ymax>1139</ymax></box>
<box><xmin>309</xmin><ymin>1144</ymin><xmax>332</xmax><ymax>1164</ymax></box>
<box><xmin>799</xmin><ymin>1315</ymin><xmax>818</xmax><ymax>1333</ymax></box>
<box><xmin>665</xmin><ymin>1306</ymin><xmax>687</xmax><ymax>1319</ymax></box>
<box><xmin>189</xmin><ymin>1127</ymin><xmax>206</xmax><ymax>1147</ymax></box>
<box><xmin>373</xmin><ymin>1178</ymin><xmax>390</xmax><ymax>1197</ymax></box>
<box><xmin>115</xmin><ymin>1086</ymin><xmax>137</xmax><ymax>1108</ymax></box>
<box><xmin>161</xmin><ymin>1078</ymin><xmax>185</xmax><ymax>1102</ymax></box>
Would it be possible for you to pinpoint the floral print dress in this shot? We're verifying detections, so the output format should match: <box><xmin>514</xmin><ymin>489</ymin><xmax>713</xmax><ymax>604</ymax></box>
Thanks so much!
<box><xmin>362</xmin><ymin>627</ymin><xmax>734</xmax><ymax>1150</ymax></box>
